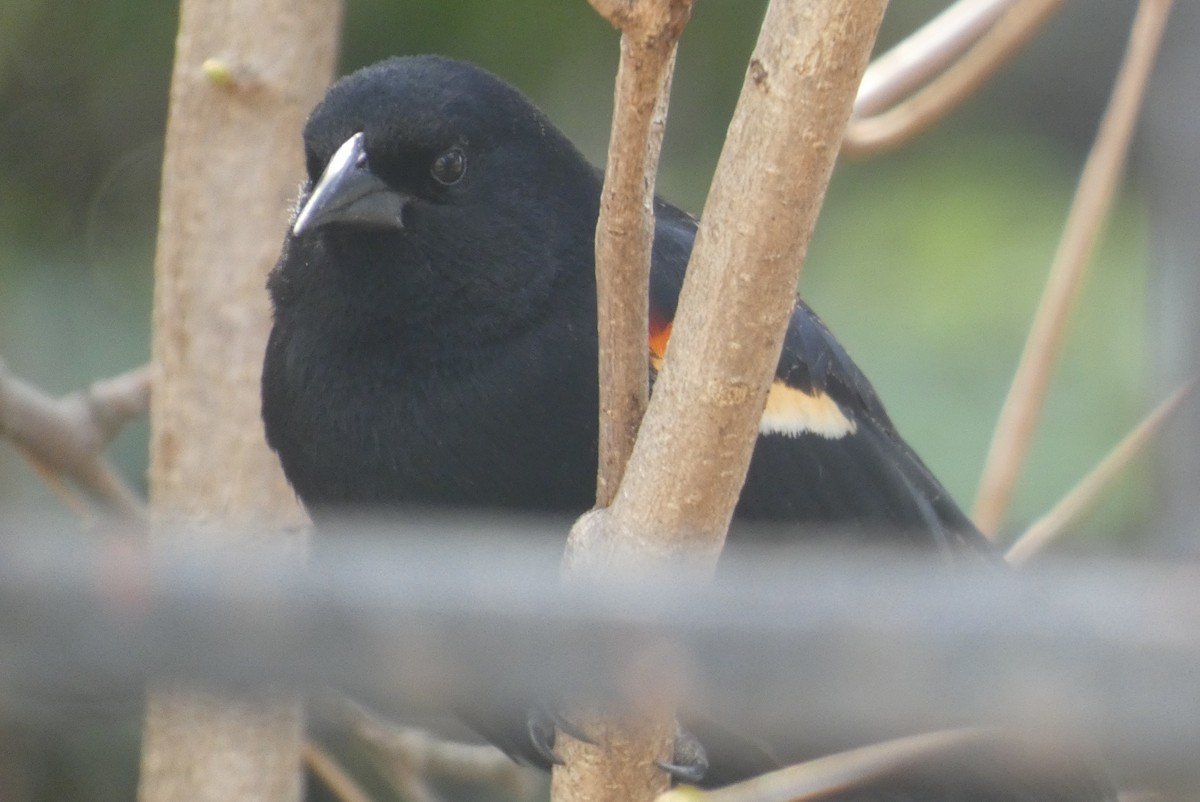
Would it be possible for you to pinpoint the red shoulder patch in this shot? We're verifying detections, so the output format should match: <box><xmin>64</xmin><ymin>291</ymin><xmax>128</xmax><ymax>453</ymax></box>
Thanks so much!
<box><xmin>649</xmin><ymin>312</ymin><xmax>672</xmax><ymax>367</ymax></box>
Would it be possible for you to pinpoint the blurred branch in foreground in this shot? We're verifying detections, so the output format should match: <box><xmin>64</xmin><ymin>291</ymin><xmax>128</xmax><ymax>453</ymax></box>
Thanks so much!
<box><xmin>845</xmin><ymin>0</ymin><xmax>1067</xmax><ymax>156</ymax></box>
<box><xmin>345</xmin><ymin>701</ymin><xmax>541</xmax><ymax>800</ymax></box>
<box><xmin>0</xmin><ymin>520</ymin><xmax>1198</xmax><ymax>790</ymax></box>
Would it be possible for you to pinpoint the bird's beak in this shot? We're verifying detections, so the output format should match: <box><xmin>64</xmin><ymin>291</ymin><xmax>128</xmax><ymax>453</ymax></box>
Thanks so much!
<box><xmin>292</xmin><ymin>132</ymin><xmax>409</xmax><ymax>236</ymax></box>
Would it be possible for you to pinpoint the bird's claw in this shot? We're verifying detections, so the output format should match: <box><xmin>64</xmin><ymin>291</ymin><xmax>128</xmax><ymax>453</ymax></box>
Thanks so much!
<box><xmin>526</xmin><ymin>707</ymin><xmax>563</xmax><ymax>766</ymax></box>
<box><xmin>549</xmin><ymin>709</ymin><xmax>596</xmax><ymax>745</ymax></box>
<box><xmin>529</xmin><ymin>708</ymin><xmax>707</xmax><ymax>784</ymax></box>
<box><xmin>657</xmin><ymin>725</ymin><xmax>710</xmax><ymax>784</ymax></box>
<box><xmin>526</xmin><ymin>706</ymin><xmax>597</xmax><ymax>766</ymax></box>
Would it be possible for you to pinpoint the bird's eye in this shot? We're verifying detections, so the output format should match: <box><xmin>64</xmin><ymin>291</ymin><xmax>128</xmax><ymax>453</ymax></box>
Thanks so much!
<box><xmin>430</xmin><ymin>148</ymin><xmax>466</xmax><ymax>185</ymax></box>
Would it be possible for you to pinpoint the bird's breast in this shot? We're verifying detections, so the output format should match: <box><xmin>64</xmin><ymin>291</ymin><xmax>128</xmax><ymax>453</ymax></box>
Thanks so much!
<box><xmin>266</xmin><ymin>319</ymin><xmax>600</xmax><ymax>516</ymax></box>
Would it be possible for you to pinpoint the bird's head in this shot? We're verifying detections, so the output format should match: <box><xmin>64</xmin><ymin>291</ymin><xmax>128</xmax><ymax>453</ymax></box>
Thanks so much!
<box><xmin>278</xmin><ymin>56</ymin><xmax>601</xmax><ymax>344</ymax></box>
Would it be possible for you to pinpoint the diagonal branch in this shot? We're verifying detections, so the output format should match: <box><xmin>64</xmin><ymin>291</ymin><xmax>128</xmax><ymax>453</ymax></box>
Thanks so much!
<box><xmin>972</xmin><ymin>0</ymin><xmax>1175</xmax><ymax>537</ymax></box>
<box><xmin>1006</xmin><ymin>382</ymin><xmax>1194</xmax><ymax>565</ymax></box>
<box><xmin>854</xmin><ymin>0</ymin><xmax>1016</xmax><ymax>118</ymax></box>
<box><xmin>569</xmin><ymin>0</ymin><xmax>888</xmax><ymax>573</ymax></box>
<box><xmin>565</xmin><ymin>2</ymin><xmax>887</xmax><ymax>799</ymax></box>
<box><xmin>0</xmin><ymin>359</ymin><xmax>150</xmax><ymax>517</ymax></box>
<box><xmin>844</xmin><ymin>0</ymin><xmax>1067</xmax><ymax>156</ymax></box>
<box><xmin>658</xmin><ymin>729</ymin><xmax>986</xmax><ymax>802</ymax></box>
<box><xmin>302</xmin><ymin>743</ymin><xmax>376</xmax><ymax>802</ymax></box>
<box><xmin>347</xmin><ymin>704</ymin><xmax>539</xmax><ymax>800</ymax></box>
<box><xmin>561</xmin><ymin>4</ymin><xmax>695</xmax><ymax>800</ymax></box>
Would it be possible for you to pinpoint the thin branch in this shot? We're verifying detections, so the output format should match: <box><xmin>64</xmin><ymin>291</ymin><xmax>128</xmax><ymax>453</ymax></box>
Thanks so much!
<box><xmin>1006</xmin><ymin>382</ymin><xmax>1194</xmax><ymax>566</ymax></box>
<box><xmin>0</xmin><ymin>359</ymin><xmax>149</xmax><ymax>517</ymax></box>
<box><xmin>657</xmin><ymin>729</ymin><xmax>985</xmax><ymax>802</ymax></box>
<box><xmin>854</xmin><ymin>0</ymin><xmax>1015</xmax><ymax>118</ymax></box>
<box><xmin>90</xmin><ymin>364</ymin><xmax>155</xmax><ymax>442</ymax></box>
<box><xmin>562</xmin><ymin>3</ymin><xmax>888</xmax><ymax>794</ymax></box>
<box><xmin>589</xmin><ymin>0</ymin><xmax>693</xmax><ymax>507</ymax></box>
<box><xmin>349</xmin><ymin>704</ymin><xmax>539</xmax><ymax>799</ymax></box>
<box><xmin>655</xmin><ymin>727</ymin><xmax>1108</xmax><ymax>802</ymax></box>
<box><xmin>302</xmin><ymin>742</ymin><xmax>376</xmax><ymax>802</ymax></box>
<box><xmin>560</xmin><ymin>3</ymin><xmax>695</xmax><ymax>800</ymax></box>
<box><xmin>14</xmin><ymin>448</ymin><xmax>97</xmax><ymax>520</ymax></box>
<box><xmin>844</xmin><ymin>0</ymin><xmax>1066</xmax><ymax>156</ymax></box>
<box><xmin>972</xmin><ymin>0</ymin><xmax>1175</xmax><ymax>537</ymax></box>
<box><xmin>568</xmin><ymin>0</ymin><xmax>889</xmax><ymax>571</ymax></box>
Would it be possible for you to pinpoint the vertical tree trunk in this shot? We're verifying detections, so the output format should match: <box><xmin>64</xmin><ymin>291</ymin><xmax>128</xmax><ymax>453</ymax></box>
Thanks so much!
<box><xmin>139</xmin><ymin>1</ymin><xmax>341</xmax><ymax>800</ymax></box>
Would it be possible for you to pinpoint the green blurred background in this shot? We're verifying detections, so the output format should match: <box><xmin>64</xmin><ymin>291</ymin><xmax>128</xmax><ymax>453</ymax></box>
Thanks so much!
<box><xmin>0</xmin><ymin>1</ymin><xmax>1180</xmax><ymax>799</ymax></box>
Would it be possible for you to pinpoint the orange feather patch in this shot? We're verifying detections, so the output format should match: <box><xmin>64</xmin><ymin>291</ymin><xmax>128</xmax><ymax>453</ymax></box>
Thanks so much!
<box><xmin>646</xmin><ymin>317</ymin><xmax>854</xmax><ymax>439</ymax></box>
<box><xmin>649</xmin><ymin>315</ymin><xmax>672</xmax><ymax>370</ymax></box>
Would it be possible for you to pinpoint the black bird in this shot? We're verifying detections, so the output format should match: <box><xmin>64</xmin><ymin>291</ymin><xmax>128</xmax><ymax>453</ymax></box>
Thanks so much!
<box><xmin>262</xmin><ymin>56</ymin><xmax>1112</xmax><ymax>798</ymax></box>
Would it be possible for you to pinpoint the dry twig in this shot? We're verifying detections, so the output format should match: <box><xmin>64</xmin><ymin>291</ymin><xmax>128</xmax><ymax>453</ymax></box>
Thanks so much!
<box><xmin>1007</xmin><ymin>382</ymin><xmax>1193</xmax><ymax>565</ymax></box>
<box><xmin>303</xmin><ymin>742</ymin><xmax>376</xmax><ymax>802</ymax></box>
<box><xmin>588</xmin><ymin>0</ymin><xmax>694</xmax><ymax>507</ymax></box>
<box><xmin>972</xmin><ymin>0</ymin><xmax>1175</xmax><ymax>536</ymax></box>
<box><xmin>0</xmin><ymin>359</ymin><xmax>150</xmax><ymax>517</ymax></box>
<box><xmin>349</xmin><ymin>704</ymin><xmax>540</xmax><ymax>801</ymax></box>
<box><xmin>845</xmin><ymin>0</ymin><xmax>1067</xmax><ymax>156</ymax></box>
<box><xmin>568</xmin><ymin>0</ymin><xmax>888</xmax><ymax>569</ymax></box>
<box><xmin>561</xmin><ymin>1</ymin><xmax>888</xmax><ymax>798</ymax></box>
<box><xmin>657</xmin><ymin>729</ymin><xmax>985</xmax><ymax>802</ymax></box>
<box><xmin>560</xmin><ymin>3</ymin><xmax>696</xmax><ymax>798</ymax></box>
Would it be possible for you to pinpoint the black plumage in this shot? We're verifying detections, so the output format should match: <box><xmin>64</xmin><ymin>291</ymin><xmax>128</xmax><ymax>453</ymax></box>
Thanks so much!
<box><xmin>262</xmin><ymin>55</ymin><xmax>1111</xmax><ymax>798</ymax></box>
<box><xmin>264</xmin><ymin>55</ymin><xmax>981</xmax><ymax>549</ymax></box>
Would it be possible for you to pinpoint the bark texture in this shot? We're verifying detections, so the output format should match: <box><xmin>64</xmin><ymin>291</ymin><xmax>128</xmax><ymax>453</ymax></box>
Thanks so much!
<box><xmin>555</xmin><ymin>4</ymin><xmax>693</xmax><ymax>800</ymax></box>
<box><xmin>566</xmin><ymin>0</ymin><xmax>889</xmax><ymax>573</ymax></box>
<box><xmin>593</xmin><ymin>31</ymin><xmax>683</xmax><ymax>508</ymax></box>
<box><xmin>139</xmin><ymin>1</ymin><xmax>341</xmax><ymax>800</ymax></box>
<box><xmin>558</xmin><ymin>2</ymin><xmax>888</xmax><ymax>801</ymax></box>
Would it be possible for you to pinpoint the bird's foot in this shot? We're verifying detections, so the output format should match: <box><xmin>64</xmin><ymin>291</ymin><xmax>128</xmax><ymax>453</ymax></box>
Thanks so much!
<box><xmin>525</xmin><ymin>706</ymin><xmax>596</xmax><ymax>766</ymax></box>
<box><xmin>656</xmin><ymin>724</ymin><xmax>710</xmax><ymax>785</ymax></box>
<box><xmin>529</xmin><ymin>709</ymin><xmax>708</xmax><ymax>784</ymax></box>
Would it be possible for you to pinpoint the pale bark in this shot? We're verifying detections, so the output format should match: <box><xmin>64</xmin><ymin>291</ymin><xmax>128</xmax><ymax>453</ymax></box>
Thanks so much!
<box><xmin>972</xmin><ymin>0</ymin><xmax>1173</xmax><ymax>535</ymax></box>
<box><xmin>139</xmin><ymin>0</ymin><xmax>341</xmax><ymax>800</ymax></box>
<box><xmin>844</xmin><ymin>0</ymin><xmax>1066</xmax><ymax>156</ymax></box>
<box><xmin>1006</xmin><ymin>381</ymin><xmax>1191</xmax><ymax>565</ymax></box>
<box><xmin>566</xmin><ymin>0</ymin><xmax>889</xmax><ymax>573</ymax></box>
<box><xmin>592</xmin><ymin>25</ymin><xmax>686</xmax><ymax>509</ymax></box>
<box><xmin>557</xmin><ymin>4</ymin><xmax>694</xmax><ymax>800</ymax></box>
<box><xmin>558</xmin><ymin>2</ymin><xmax>888</xmax><ymax>801</ymax></box>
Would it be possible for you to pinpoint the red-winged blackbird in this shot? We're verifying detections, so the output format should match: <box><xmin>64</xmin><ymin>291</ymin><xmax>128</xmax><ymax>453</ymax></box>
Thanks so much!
<box><xmin>262</xmin><ymin>55</ymin><xmax>1113</xmax><ymax>799</ymax></box>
